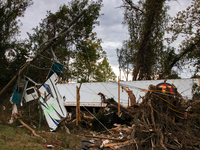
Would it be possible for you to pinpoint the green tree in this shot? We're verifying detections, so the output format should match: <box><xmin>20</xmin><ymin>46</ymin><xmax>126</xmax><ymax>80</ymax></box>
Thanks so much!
<box><xmin>72</xmin><ymin>33</ymin><xmax>106</xmax><ymax>82</ymax></box>
<box><xmin>116</xmin><ymin>40</ymin><xmax>133</xmax><ymax>81</ymax></box>
<box><xmin>0</xmin><ymin>0</ymin><xmax>33</xmax><ymax>89</ymax></box>
<box><xmin>26</xmin><ymin>0</ymin><xmax>115</xmax><ymax>83</ymax></box>
<box><xmin>94</xmin><ymin>57</ymin><xmax>116</xmax><ymax>82</ymax></box>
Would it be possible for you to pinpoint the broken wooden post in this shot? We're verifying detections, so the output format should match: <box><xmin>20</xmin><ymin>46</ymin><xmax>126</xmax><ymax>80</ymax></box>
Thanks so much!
<box><xmin>76</xmin><ymin>86</ymin><xmax>79</xmax><ymax>126</ymax></box>
<box><xmin>76</xmin><ymin>83</ymin><xmax>82</xmax><ymax>126</ymax></box>
<box><xmin>118</xmin><ymin>76</ymin><xmax>120</xmax><ymax>117</ymax></box>
<box><xmin>121</xmin><ymin>85</ymin><xmax>137</xmax><ymax>107</ymax></box>
<box><xmin>14</xmin><ymin>115</ymin><xmax>46</xmax><ymax>142</ymax></box>
<box><xmin>199</xmin><ymin>78</ymin><xmax>200</xmax><ymax>87</ymax></box>
<box><xmin>85</xmin><ymin>135</ymin><xmax>127</xmax><ymax>141</ymax></box>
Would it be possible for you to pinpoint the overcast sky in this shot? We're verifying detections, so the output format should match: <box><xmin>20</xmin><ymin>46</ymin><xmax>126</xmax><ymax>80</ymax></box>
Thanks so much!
<box><xmin>19</xmin><ymin>0</ymin><xmax>192</xmax><ymax>79</ymax></box>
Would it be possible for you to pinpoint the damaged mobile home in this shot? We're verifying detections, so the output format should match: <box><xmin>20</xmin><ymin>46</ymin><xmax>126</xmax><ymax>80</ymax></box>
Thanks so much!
<box><xmin>9</xmin><ymin>61</ymin><xmax>67</xmax><ymax>131</ymax></box>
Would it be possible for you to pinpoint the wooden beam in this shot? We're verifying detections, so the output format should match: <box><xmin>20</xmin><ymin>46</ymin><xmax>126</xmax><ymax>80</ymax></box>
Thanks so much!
<box><xmin>76</xmin><ymin>83</ymin><xmax>82</xmax><ymax>126</ymax></box>
<box><xmin>118</xmin><ymin>76</ymin><xmax>120</xmax><ymax>117</ymax></box>
<box><xmin>104</xmin><ymin>140</ymin><xmax>132</xmax><ymax>147</ymax></box>
<box><xmin>76</xmin><ymin>86</ymin><xmax>79</xmax><ymax>126</ymax></box>
<box><xmin>85</xmin><ymin>135</ymin><xmax>126</xmax><ymax>141</ymax></box>
<box><xmin>199</xmin><ymin>78</ymin><xmax>200</xmax><ymax>87</ymax></box>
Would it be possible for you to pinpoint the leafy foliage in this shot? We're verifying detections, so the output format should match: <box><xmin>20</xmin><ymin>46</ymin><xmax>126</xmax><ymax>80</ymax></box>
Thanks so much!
<box><xmin>94</xmin><ymin>57</ymin><xmax>117</xmax><ymax>82</ymax></box>
<box><xmin>118</xmin><ymin>0</ymin><xmax>200</xmax><ymax>80</ymax></box>
<box><xmin>0</xmin><ymin>0</ymin><xmax>33</xmax><ymax>89</ymax></box>
<box><xmin>26</xmin><ymin>0</ymin><xmax>116</xmax><ymax>83</ymax></box>
<box><xmin>116</xmin><ymin>40</ymin><xmax>134</xmax><ymax>81</ymax></box>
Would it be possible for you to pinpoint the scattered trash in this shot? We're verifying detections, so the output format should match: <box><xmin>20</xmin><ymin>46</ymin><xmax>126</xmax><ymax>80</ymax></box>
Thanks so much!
<box><xmin>100</xmin><ymin>139</ymin><xmax>109</xmax><ymax>149</ymax></box>
<box><xmin>46</xmin><ymin>145</ymin><xmax>54</xmax><ymax>148</ymax></box>
<box><xmin>8</xmin><ymin>103</ymin><xmax>18</xmax><ymax>124</ymax></box>
<box><xmin>81</xmin><ymin>139</ymin><xmax>94</xmax><ymax>150</ymax></box>
<box><xmin>2</xmin><ymin>106</ymin><xmax>6</xmax><ymax>110</ymax></box>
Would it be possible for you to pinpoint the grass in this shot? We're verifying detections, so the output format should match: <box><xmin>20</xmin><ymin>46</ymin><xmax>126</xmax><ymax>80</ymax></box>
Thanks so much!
<box><xmin>0</xmin><ymin>124</ymin><xmax>44</xmax><ymax>150</ymax></box>
<box><xmin>0</xmin><ymin>94</ymin><xmax>85</xmax><ymax>150</ymax></box>
<box><xmin>0</xmin><ymin>122</ymin><xmax>83</xmax><ymax>150</ymax></box>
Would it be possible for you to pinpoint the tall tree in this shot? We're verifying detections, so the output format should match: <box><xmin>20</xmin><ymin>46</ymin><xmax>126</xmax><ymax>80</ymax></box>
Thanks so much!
<box><xmin>72</xmin><ymin>33</ymin><xmax>106</xmax><ymax>82</ymax></box>
<box><xmin>120</xmin><ymin>0</ymin><xmax>169</xmax><ymax>80</ymax></box>
<box><xmin>116</xmin><ymin>40</ymin><xmax>133</xmax><ymax>81</ymax></box>
<box><xmin>0</xmin><ymin>0</ymin><xmax>33</xmax><ymax>89</ymax></box>
<box><xmin>26</xmin><ymin>0</ymin><xmax>116</xmax><ymax>83</ymax></box>
<box><xmin>26</xmin><ymin>0</ymin><xmax>103</xmax><ymax>82</ymax></box>
<box><xmin>94</xmin><ymin>57</ymin><xmax>117</xmax><ymax>82</ymax></box>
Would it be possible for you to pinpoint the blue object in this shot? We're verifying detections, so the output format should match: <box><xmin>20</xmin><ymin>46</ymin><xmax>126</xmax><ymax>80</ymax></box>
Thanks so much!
<box><xmin>43</xmin><ymin>84</ymin><xmax>54</xmax><ymax>98</ymax></box>
<box><xmin>11</xmin><ymin>81</ymin><xmax>27</xmax><ymax>105</ymax></box>
<box><xmin>47</xmin><ymin>62</ymin><xmax>64</xmax><ymax>78</ymax></box>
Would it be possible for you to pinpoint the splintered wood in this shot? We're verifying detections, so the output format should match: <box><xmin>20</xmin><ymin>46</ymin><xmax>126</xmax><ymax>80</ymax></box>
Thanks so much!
<box><xmin>84</xmin><ymin>84</ymin><xmax>200</xmax><ymax>150</ymax></box>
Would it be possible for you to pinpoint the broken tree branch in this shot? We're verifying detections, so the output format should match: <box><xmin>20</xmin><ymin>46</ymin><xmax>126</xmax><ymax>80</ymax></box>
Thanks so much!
<box><xmin>14</xmin><ymin>115</ymin><xmax>46</xmax><ymax>143</ymax></box>
<box><xmin>104</xmin><ymin>140</ymin><xmax>134</xmax><ymax>148</ymax></box>
<box><xmin>85</xmin><ymin>135</ymin><xmax>127</xmax><ymax>141</ymax></box>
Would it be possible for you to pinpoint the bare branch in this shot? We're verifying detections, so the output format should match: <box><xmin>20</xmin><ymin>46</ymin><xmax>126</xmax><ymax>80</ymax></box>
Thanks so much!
<box><xmin>123</xmin><ymin>0</ymin><xmax>145</xmax><ymax>14</ymax></box>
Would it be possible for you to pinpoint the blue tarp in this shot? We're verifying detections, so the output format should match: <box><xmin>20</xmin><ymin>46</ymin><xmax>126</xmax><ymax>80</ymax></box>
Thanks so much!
<box><xmin>11</xmin><ymin>80</ymin><xmax>27</xmax><ymax>105</ymax></box>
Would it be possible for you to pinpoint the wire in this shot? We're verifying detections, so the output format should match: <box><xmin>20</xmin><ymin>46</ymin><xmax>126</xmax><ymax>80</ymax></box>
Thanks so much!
<box><xmin>101</xmin><ymin>82</ymin><xmax>128</xmax><ymax>102</ymax></box>
<box><xmin>63</xmin><ymin>84</ymin><xmax>75</xmax><ymax>97</ymax></box>
<box><xmin>82</xmin><ymin>106</ymin><xmax>113</xmax><ymax>135</ymax></box>
<box><xmin>37</xmin><ymin>53</ymin><xmax>65</xmax><ymax>76</ymax></box>
<box><xmin>64</xmin><ymin>83</ymin><xmax>98</xmax><ymax>96</ymax></box>
<box><xmin>83</xmin><ymin>83</ymin><xmax>130</xmax><ymax>114</ymax></box>
<box><xmin>29</xmin><ymin>64</ymin><xmax>51</xmax><ymax>70</ymax></box>
<box><xmin>63</xmin><ymin>85</ymin><xmax>113</xmax><ymax>135</ymax></box>
<box><xmin>38</xmin><ymin>53</ymin><xmax>53</xmax><ymax>61</ymax></box>
<box><xmin>84</xmin><ymin>84</ymin><xmax>98</xmax><ymax>95</ymax></box>
<box><xmin>118</xmin><ymin>82</ymin><xmax>186</xmax><ymax>99</ymax></box>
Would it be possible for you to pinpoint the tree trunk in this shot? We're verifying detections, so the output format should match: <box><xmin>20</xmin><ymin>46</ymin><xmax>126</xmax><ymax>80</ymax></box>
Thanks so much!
<box><xmin>132</xmin><ymin>0</ymin><xmax>165</xmax><ymax>80</ymax></box>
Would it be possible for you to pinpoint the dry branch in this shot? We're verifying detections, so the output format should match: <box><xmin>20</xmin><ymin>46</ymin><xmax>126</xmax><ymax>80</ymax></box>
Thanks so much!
<box><xmin>14</xmin><ymin>115</ymin><xmax>46</xmax><ymax>143</ymax></box>
<box><xmin>85</xmin><ymin>135</ymin><xmax>127</xmax><ymax>141</ymax></box>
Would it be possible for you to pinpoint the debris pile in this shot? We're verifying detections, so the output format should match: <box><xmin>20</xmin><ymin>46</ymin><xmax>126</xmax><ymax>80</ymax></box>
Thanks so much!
<box><xmin>82</xmin><ymin>84</ymin><xmax>200</xmax><ymax>150</ymax></box>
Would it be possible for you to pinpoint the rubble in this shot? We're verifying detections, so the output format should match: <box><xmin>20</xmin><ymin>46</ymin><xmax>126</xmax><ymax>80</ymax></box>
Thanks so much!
<box><xmin>81</xmin><ymin>83</ymin><xmax>200</xmax><ymax>150</ymax></box>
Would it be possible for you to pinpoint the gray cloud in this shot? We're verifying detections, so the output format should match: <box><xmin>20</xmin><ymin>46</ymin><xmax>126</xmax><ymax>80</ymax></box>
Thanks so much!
<box><xmin>94</xmin><ymin>0</ymin><xmax>128</xmax><ymax>66</ymax></box>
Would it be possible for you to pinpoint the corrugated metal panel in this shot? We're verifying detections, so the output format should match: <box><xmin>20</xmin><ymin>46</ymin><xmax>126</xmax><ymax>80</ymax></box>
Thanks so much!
<box><xmin>56</xmin><ymin>78</ymin><xmax>199</xmax><ymax>107</ymax></box>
